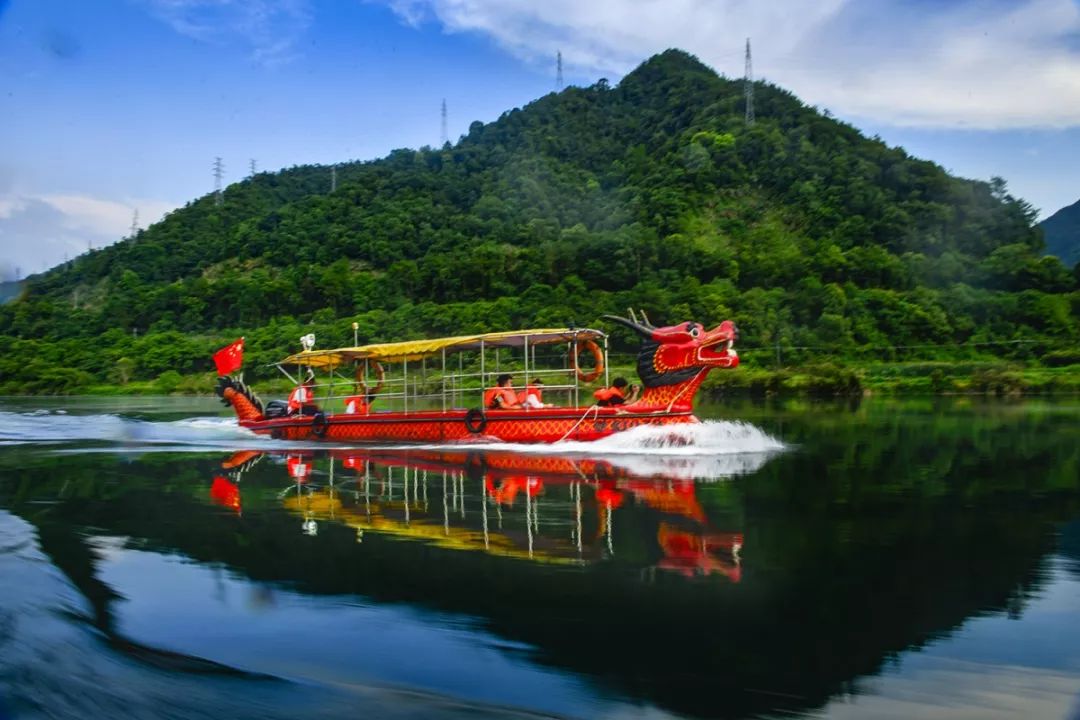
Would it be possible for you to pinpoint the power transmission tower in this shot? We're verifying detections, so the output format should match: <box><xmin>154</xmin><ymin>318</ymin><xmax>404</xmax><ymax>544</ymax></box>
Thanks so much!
<box><xmin>249</xmin><ymin>159</ymin><xmax>257</xmax><ymax>177</ymax></box>
<box><xmin>129</xmin><ymin>208</ymin><xmax>139</xmax><ymax>239</ymax></box>
<box><xmin>440</xmin><ymin>98</ymin><xmax>448</xmax><ymax>146</ymax></box>
<box><xmin>556</xmin><ymin>50</ymin><xmax>563</xmax><ymax>90</ymax></box>
<box><xmin>744</xmin><ymin>38</ymin><xmax>755</xmax><ymax>126</ymax></box>
<box><xmin>330</xmin><ymin>165</ymin><xmax>337</xmax><ymax>192</ymax></box>
<box><xmin>213</xmin><ymin>156</ymin><xmax>224</xmax><ymax>205</ymax></box>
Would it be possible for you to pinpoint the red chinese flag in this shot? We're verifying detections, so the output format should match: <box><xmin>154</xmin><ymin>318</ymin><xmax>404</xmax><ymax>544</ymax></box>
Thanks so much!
<box><xmin>213</xmin><ymin>338</ymin><xmax>244</xmax><ymax>376</ymax></box>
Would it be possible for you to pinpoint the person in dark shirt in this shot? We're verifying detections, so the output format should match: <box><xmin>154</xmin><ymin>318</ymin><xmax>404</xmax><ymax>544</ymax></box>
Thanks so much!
<box><xmin>484</xmin><ymin>373</ymin><xmax>522</xmax><ymax>409</ymax></box>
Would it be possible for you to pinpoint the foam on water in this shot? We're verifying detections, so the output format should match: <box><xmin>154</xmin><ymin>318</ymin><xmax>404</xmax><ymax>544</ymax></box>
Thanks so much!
<box><xmin>413</xmin><ymin>420</ymin><xmax>785</xmax><ymax>456</ymax></box>
<box><xmin>562</xmin><ymin>419</ymin><xmax>784</xmax><ymax>455</ymax></box>
<box><xmin>409</xmin><ymin>420</ymin><xmax>788</xmax><ymax>481</ymax></box>
<box><xmin>598</xmin><ymin>446</ymin><xmax>778</xmax><ymax>480</ymax></box>
<box><xmin>0</xmin><ymin>411</ymin><xmax>258</xmax><ymax>449</ymax></box>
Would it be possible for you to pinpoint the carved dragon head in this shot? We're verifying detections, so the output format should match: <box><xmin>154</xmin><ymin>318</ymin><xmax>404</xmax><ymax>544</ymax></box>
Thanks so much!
<box><xmin>604</xmin><ymin>314</ymin><xmax>739</xmax><ymax>410</ymax></box>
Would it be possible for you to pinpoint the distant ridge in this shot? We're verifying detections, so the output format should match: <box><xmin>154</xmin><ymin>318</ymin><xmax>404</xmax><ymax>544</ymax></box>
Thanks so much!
<box><xmin>1040</xmin><ymin>197</ymin><xmax>1080</xmax><ymax>267</ymax></box>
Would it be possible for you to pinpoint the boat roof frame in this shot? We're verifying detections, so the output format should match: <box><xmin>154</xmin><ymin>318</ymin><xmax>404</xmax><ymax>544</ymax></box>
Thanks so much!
<box><xmin>278</xmin><ymin>327</ymin><xmax>607</xmax><ymax>369</ymax></box>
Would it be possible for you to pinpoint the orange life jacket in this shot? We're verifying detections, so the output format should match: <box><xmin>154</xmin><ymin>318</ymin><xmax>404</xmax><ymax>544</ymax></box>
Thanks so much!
<box><xmin>288</xmin><ymin>384</ymin><xmax>313</xmax><ymax>411</ymax></box>
<box><xmin>287</xmin><ymin>455</ymin><xmax>311</xmax><ymax>480</ymax></box>
<box><xmin>484</xmin><ymin>386</ymin><xmax>518</xmax><ymax>409</ymax></box>
<box><xmin>343</xmin><ymin>395</ymin><xmax>368</xmax><ymax>414</ymax></box>
<box><xmin>594</xmin><ymin>386</ymin><xmax>625</xmax><ymax>404</ymax></box>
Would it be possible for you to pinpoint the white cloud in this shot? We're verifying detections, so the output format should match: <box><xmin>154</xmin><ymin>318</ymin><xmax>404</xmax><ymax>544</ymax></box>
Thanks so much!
<box><xmin>141</xmin><ymin>0</ymin><xmax>312</xmax><ymax>66</ymax></box>
<box><xmin>0</xmin><ymin>192</ymin><xmax>179</xmax><ymax>276</ymax></box>
<box><xmin>0</xmin><ymin>197</ymin><xmax>28</xmax><ymax>220</ymax></box>
<box><xmin>38</xmin><ymin>194</ymin><xmax>144</xmax><ymax>237</ymax></box>
<box><xmin>381</xmin><ymin>0</ymin><xmax>1080</xmax><ymax>129</ymax></box>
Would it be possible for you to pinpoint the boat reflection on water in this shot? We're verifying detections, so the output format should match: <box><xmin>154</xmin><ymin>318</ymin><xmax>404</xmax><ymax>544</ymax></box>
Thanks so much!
<box><xmin>207</xmin><ymin>450</ymin><xmax>261</xmax><ymax>514</ymax></box>
<box><xmin>213</xmin><ymin>447</ymin><xmax>760</xmax><ymax>581</ymax></box>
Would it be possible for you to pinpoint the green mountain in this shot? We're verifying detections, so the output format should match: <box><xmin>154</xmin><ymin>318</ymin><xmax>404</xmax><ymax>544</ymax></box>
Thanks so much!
<box><xmin>1041</xmin><ymin>197</ymin><xmax>1080</xmax><ymax>268</ymax></box>
<box><xmin>1</xmin><ymin>49</ymin><xmax>1077</xmax><ymax>393</ymax></box>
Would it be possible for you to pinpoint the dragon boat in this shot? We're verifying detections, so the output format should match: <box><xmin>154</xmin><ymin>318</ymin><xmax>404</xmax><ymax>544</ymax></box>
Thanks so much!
<box><xmin>215</xmin><ymin>314</ymin><xmax>739</xmax><ymax>444</ymax></box>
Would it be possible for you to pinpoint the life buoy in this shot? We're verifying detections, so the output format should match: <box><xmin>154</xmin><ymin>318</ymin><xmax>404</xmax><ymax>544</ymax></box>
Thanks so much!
<box><xmin>464</xmin><ymin>408</ymin><xmax>488</xmax><ymax>434</ymax></box>
<box><xmin>571</xmin><ymin>339</ymin><xmax>604</xmax><ymax>383</ymax></box>
<box><xmin>355</xmin><ymin>361</ymin><xmax>385</xmax><ymax>396</ymax></box>
<box><xmin>311</xmin><ymin>411</ymin><xmax>329</xmax><ymax>438</ymax></box>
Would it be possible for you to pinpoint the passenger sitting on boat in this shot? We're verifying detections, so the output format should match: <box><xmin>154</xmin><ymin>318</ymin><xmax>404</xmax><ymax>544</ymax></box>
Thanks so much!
<box><xmin>288</xmin><ymin>372</ymin><xmax>320</xmax><ymax>415</ymax></box>
<box><xmin>343</xmin><ymin>383</ymin><xmax>371</xmax><ymax>415</ymax></box>
<box><xmin>484</xmin><ymin>373</ymin><xmax>522</xmax><ymax>410</ymax></box>
<box><xmin>517</xmin><ymin>377</ymin><xmax>550</xmax><ymax>409</ymax></box>
<box><xmin>594</xmin><ymin>377</ymin><xmax>640</xmax><ymax>407</ymax></box>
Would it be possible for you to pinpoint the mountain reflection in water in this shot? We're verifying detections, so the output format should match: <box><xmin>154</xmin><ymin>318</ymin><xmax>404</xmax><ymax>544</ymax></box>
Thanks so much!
<box><xmin>2</xmin><ymin>399</ymin><xmax>1080</xmax><ymax>720</ymax></box>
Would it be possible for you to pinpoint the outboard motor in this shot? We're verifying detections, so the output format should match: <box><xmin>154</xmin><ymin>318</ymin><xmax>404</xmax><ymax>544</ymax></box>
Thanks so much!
<box><xmin>264</xmin><ymin>400</ymin><xmax>290</xmax><ymax>419</ymax></box>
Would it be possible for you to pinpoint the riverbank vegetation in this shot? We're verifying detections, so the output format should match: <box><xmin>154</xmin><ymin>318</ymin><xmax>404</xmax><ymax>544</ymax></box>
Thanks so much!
<box><xmin>1</xmin><ymin>50</ymin><xmax>1077</xmax><ymax>397</ymax></box>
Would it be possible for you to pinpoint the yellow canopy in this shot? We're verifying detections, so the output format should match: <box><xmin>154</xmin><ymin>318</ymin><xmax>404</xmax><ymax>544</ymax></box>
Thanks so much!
<box><xmin>279</xmin><ymin>327</ymin><xmax>606</xmax><ymax>368</ymax></box>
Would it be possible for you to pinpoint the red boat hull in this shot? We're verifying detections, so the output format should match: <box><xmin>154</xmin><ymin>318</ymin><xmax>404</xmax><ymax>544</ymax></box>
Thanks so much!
<box><xmin>239</xmin><ymin>405</ymin><xmax>697</xmax><ymax>444</ymax></box>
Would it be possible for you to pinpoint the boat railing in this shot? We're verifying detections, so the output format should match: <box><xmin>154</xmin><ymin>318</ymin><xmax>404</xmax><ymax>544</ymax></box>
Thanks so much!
<box><xmin>297</xmin><ymin>367</ymin><xmax>593</xmax><ymax>415</ymax></box>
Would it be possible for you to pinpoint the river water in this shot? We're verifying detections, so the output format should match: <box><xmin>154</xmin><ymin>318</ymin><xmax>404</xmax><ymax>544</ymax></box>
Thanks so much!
<box><xmin>0</xmin><ymin>396</ymin><xmax>1078</xmax><ymax>720</ymax></box>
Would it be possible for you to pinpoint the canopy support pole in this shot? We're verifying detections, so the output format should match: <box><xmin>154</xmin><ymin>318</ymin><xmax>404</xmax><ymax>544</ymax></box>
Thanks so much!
<box><xmin>572</xmin><ymin>334</ymin><xmax>579</xmax><ymax>408</ymax></box>
<box><xmin>603</xmin><ymin>336</ymin><xmax>611</xmax><ymax>388</ymax></box>
<box><xmin>276</xmin><ymin>365</ymin><xmax>298</xmax><ymax>385</ymax></box>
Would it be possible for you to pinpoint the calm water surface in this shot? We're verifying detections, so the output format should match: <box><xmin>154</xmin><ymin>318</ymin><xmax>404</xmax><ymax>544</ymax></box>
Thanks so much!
<box><xmin>1</xmin><ymin>396</ymin><xmax>1078</xmax><ymax>720</ymax></box>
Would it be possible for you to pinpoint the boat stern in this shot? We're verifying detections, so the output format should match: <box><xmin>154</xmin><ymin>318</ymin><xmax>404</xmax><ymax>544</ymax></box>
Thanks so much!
<box><xmin>215</xmin><ymin>376</ymin><xmax>265</xmax><ymax>422</ymax></box>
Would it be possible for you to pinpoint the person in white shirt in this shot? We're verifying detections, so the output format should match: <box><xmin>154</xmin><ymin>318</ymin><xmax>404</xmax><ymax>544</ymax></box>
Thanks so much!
<box><xmin>518</xmin><ymin>377</ymin><xmax>550</xmax><ymax>408</ymax></box>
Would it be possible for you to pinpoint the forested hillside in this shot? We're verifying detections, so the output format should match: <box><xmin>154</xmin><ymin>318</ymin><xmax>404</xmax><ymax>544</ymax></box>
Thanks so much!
<box><xmin>2</xmin><ymin>50</ymin><xmax>1078</xmax><ymax>394</ymax></box>
<box><xmin>1041</xmin><ymin>197</ymin><xmax>1080</xmax><ymax>268</ymax></box>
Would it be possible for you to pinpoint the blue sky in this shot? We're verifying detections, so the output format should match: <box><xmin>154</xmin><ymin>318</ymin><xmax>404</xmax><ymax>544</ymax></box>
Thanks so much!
<box><xmin>2</xmin><ymin>0</ymin><xmax>1080</xmax><ymax>278</ymax></box>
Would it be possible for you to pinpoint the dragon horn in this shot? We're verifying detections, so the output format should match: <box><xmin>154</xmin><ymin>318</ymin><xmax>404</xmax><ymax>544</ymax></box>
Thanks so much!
<box><xmin>603</xmin><ymin>314</ymin><xmax>653</xmax><ymax>338</ymax></box>
<box><xmin>639</xmin><ymin>309</ymin><xmax>653</xmax><ymax>328</ymax></box>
